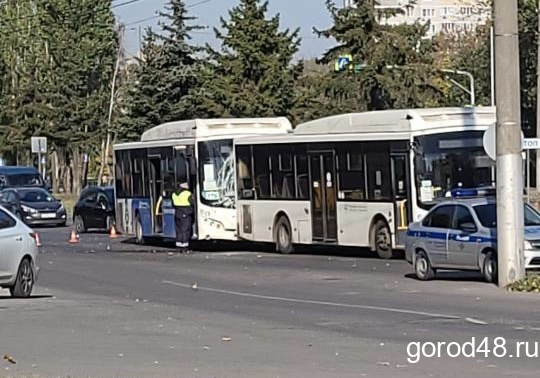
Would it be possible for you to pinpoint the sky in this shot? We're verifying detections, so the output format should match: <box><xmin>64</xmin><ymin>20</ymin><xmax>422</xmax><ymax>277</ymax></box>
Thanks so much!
<box><xmin>113</xmin><ymin>0</ymin><xmax>338</xmax><ymax>59</ymax></box>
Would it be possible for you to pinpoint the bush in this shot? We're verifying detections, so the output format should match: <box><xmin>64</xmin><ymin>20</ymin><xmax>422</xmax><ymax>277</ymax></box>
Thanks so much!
<box><xmin>506</xmin><ymin>275</ymin><xmax>540</xmax><ymax>292</ymax></box>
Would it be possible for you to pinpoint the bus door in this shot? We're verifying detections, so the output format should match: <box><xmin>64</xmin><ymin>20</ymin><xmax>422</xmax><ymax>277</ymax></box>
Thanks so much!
<box><xmin>309</xmin><ymin>152</ymin><xmax>337</xmax><ymax>242</ymax></box>
<box><xmin>148</xmin><ymin>155</ymin><xmax>164</xmax><ymax>234</ymax></box>
<box><xmin>391</xmin><ymin>154</ymin><xmax>411</xmax><ymax>246</ymax></box>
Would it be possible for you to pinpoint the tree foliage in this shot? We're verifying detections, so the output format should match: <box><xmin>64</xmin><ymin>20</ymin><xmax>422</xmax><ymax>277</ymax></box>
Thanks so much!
<box><xmin>116</xmin><ymin>0</ymin><xmax>203</xmax><ymax>140</ymax></box>
<box><xmin>194</xmin><ymin>0</ymin><xmax>302</xmax><ymax>119</ymax></box>
<box><xmin>0</xmin><ymin>0</ymin><xmax>118</xmax><ymax>192</ymax></box>
<box><xmin>313</xmin><ymin>0</ymin><xmax>445</xmax><ymax>113</ymax></box>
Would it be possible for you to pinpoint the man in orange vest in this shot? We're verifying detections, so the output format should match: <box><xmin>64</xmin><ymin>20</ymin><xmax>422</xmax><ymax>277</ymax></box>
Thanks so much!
<box><xmin>172</xmin><ymin>182</ymin><xmax>194</xmax><ymax>252</ymax></box>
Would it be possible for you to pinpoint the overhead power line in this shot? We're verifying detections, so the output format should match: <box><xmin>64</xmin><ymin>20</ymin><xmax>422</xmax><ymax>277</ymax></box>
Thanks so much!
<box><xmin>124</xmin><ymin>0</ymin><xmax>217</xmax><ymax>26</ymax></box>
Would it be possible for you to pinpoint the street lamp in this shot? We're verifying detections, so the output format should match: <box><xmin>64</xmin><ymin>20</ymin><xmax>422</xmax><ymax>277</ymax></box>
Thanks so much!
<box><xmin>439</xmin><ymin>68</ymin><xmax>476</xmax><ymax>106</ymax></box>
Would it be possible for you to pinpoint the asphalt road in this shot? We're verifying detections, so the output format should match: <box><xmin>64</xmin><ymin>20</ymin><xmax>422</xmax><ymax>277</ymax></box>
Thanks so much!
<box><xmin>1</xmin><ymin>226</ymin><xmax>540</xmax><ymax>378</ymax></box>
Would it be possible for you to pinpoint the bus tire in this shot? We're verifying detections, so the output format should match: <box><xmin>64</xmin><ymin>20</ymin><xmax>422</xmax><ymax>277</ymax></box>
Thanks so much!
<box><xmin>373</xmin><ymin>220</ymin><xmax>393</xmax><ymax>259</ymax></box>
<box><xmin>135</xmin><ymin>215</ymin><xmax>145</xmax><ymax>245</ymax></box>
<box><xmin>275</xmin><ymin>216</ymin><xmax>294</xmax><ymax>254</ymax></box>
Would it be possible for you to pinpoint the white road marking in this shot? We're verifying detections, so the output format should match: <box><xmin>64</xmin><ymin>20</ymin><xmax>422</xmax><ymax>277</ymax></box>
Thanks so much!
<box><xmin>162</xmin><ymin>280</ymin><xmax>479</xmax><ymax>321</ymax></box>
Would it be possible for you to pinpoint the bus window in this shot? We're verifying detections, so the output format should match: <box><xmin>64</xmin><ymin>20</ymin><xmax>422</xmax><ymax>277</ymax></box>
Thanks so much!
<box><xmin>366</xmin><ymin>152</ymin><xmax>391</xmax><ymax>201</ymax></box>
<box><xmin>414</xmin><ymin>131</ymin><xmax>495</xmax><ymax>208</ymax></box>
<box><xmin>175</xmin><ymin>153</ymin><xmax>188</xmax><ymax>187</ymax></box>
<box><xmin>198</xmin><ymin>140</ymin><xmax>235</xmax><ymax>208</ymax></box>
<box><xmin>271</xmin><ymin>152</ymin><xmax>294</xmax><ymax>199</ymax></box>
<box><xmin>337</xmin><ymin>150</ymin><xmax>365</xmax><ymax>201</ymax></box>
<box><xmin>253</xmin><ymin>145</ymin><xmax>271</xmax><ymax>199</ymax></box>
<box><xmin>236</xmin><ymin>145</ymin><xmax>254</xmax><ymax>199</ymax></box>
<box><xmin>295</xmin><ymin>154</ymin><xmax>309</xmax><ymax>200</ymax></box>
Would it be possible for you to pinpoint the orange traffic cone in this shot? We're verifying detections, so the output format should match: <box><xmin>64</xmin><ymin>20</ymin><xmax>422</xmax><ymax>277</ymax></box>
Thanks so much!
<box><xmin>109</xmin><ymin>224</ymin><xmax>118</xmax><ymax>239</ymax></box>
<box><xmin>35</xmin><ymin>233</ymin><xmax>42</xmax><ymax>247</ymax></box>
<box><xmin>69</xmin><ymin>229</ymin><xmax>79</xmax><ymax>244</ymax></box>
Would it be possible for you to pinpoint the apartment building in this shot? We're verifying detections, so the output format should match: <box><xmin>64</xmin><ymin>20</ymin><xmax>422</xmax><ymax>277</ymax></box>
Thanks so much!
<box><xmin>343</xmin><ymin>0</ymin><xmax>491</xmax><ymax>37</ymax></box>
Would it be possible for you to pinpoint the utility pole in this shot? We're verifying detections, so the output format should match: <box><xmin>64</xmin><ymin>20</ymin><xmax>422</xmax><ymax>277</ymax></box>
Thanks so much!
<box><xmin>99</xmin><ymin>23</ymin><xmax>124</xmax><ymax>185</ymax></box>
<box><xmin>536</xmin><ymin>0</ymin><xmax>540</xmax><ymax>191</ymax></box>
<box><xmin>494</xmin><ymin>0</ymin><xmax>525</xmax><ymax>287</ymax></box>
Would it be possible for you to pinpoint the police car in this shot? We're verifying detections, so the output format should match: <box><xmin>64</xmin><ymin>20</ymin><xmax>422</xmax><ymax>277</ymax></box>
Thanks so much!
<box><xmin>405</xmin><ymin>188</ymin><xmax>540</xmax><ymax>283</ymax></box>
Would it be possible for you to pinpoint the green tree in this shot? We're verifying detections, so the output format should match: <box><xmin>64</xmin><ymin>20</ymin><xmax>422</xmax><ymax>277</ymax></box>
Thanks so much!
<box><xmin>315</xmin><ymin>0</ymin><xmax>445</xmax><ymax>112</ymax></box>
<box><xmin>433</xmin><ymin>23</ymin><xmax>492</xmax><ymax>107</ymax></box>
<box><xmin>195</xmin><ymin>0</ymin><xmax>302</xmax><ymax>118</ymax></box>
<box><xmin>116</xmin><ymin>0</ymin><xmax>202</xmax><ymax>140</ymax></box>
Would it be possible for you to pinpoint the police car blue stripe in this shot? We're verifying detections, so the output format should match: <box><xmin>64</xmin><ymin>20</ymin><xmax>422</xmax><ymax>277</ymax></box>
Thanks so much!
<box><xmin>408</xmin><ymin>230</ymin><xmax>496</xmax><ymax>244</ymax></box>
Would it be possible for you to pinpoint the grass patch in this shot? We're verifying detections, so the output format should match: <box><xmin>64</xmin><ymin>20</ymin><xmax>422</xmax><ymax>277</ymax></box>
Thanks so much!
<box><xmin>54</xmin><ymin>192</ymin><xmax>78</xmax><ymax>220</ymax></box>
<box><xmin>506</xmin><ymin>274</ymin><xmax>540</xmax><ymax>293</ymax></box>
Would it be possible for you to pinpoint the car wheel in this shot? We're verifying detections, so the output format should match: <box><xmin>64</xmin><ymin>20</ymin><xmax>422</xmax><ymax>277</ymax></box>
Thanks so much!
<box><xmin>483</xmin><ymin>251</ymin><xmax>498</xmax><ymax>284</ymax></box>
<box><xmin>414</xmin><ymin>251</ymin><xmax>435</xmax><ymax>281</ymax></box>
<box><xmin>74</xmin><ymin>215</ymin><xmax>86</xmax><ymax>233</ymax></box>
<box><xmin>374</xmin><ymin>220</ymin><xmax>393</xmax><ymax>259</ymax></box>
<box><xmin>9</xmin><ymin>259</ymin><xmax>34</xmax><ymax>298</ymax></box>
<box><xmin>135</xmin><ymin>215</ymin><xmax>145</xmax><ymax>245</ymax></box>
<box><xmin>275</xmin><ymin>216</ymin><xmax>294</xmax><ymax>254</ymax></box>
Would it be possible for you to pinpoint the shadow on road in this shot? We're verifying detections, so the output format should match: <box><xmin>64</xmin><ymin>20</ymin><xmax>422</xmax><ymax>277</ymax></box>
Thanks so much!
<box><xmin>404</xmin><ymin>272</ymin><xmax>487</xmax><ymax>283</ymax></box>
<box><xmin>0</xmin><ymin>294</ymin><xmax>54</xmax><ymax>300</ymax></box>
<box><xmin>119</xmin><ymin>236</ymin><xmax>406</xmax><ymax>260</ymax></box>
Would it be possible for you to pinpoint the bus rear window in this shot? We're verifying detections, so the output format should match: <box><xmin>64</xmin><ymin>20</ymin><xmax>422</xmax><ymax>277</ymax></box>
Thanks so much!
<box><xmin>6</xmin><ymin>173</ymin><xmax>43</xmax><ymax>187</ymax></box>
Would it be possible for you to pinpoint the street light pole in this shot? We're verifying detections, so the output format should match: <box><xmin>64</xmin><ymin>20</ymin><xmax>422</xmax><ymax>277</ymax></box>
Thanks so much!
<box><xmin>493</xmin><ymin>0</ymin><xmax>525</xmax><ymax>287</ymax></box>
<box><xmin>440</xmin><ymin>69</ymin><xmax>475</xmax><ymax>106</ymax></box>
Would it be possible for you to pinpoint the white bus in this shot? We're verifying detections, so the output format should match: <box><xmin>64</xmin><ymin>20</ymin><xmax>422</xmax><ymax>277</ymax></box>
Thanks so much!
<box><xmin>234</xmin><ymin>107</ymin><xmax>496</xmax><ymax>258</ymax></box>
<box><xmin>113</xmin><ymin>117</ymin><xmax>292</xmax><ymax>244</ymax></box>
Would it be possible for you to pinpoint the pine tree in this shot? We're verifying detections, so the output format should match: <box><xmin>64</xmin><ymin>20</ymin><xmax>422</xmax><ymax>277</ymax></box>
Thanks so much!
<box><xmin>116</xmin><ymin>0</ymin><xmax>202</xmax><ymax>140</ymax></box>
<box><xmin>116</xmin><ymin>29</ymin><xmax>164</xmax><ymax>140</ymax></box>
<box><xmin>195</xmin><ymin>0</ymin><xmax>302</xmax><ymax>118</ymax></box>
<box><xmin>315</xmin><ymin>0</ymin><xmax>444</xmax><ymax>111</ymax></box>
<box><xmin>39</xmin><ymin>0</ymin><xmax>118</xmax><ymax>193</ymax></box>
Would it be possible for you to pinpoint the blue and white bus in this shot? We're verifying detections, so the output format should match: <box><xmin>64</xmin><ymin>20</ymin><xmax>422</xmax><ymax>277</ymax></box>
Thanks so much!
<box><xmin>113</xmin><ymin>118</ymin><xmax>292</xmax><ymax>244</ymax></box>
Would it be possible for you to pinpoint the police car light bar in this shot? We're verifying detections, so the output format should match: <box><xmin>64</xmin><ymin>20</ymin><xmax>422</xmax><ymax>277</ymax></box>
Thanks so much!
<box><xmin>450</xmin><ymin>187</ymin><xmax>496</xmax><ymax>198</ymax></box>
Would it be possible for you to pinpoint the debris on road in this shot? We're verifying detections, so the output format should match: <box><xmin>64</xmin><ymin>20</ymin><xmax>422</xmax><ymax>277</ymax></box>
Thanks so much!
<box><xmin>377</xmin><ymin>361</ymin><xmax>390</xmax><ymax>366</ymax></box>
<box><xmin>221</xmin><ymin>337</ymin><xmax>232</xmax><ymax>342</ymax></box>
<box><xmin>191</xmin><ymin>283</ymin><xmax>198</xmax><ymax>290</ymax></box>
<box><xmin>3</xmin><ymin>355</ymin><xmax>16</xmax><ymax>364</ymax></box>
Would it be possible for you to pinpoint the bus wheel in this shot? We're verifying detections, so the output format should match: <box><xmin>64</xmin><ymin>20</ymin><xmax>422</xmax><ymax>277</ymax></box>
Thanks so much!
<box><xmin>135</xmin><ymin>215</ymin><xmax>145</xmax><ymax>245</ymax></box>
<box><xmin>374</xmin><ymin>221</ymin><xmax>393</xmax><ymax>259</ymax></box>
<box><xmin>275</xmin><ymin>216</ymin><xmax>294</xmax><ymax>254</ymax></box>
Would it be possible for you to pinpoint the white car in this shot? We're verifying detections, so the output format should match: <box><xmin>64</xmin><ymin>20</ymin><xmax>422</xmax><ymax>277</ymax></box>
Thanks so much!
<box><xmin>0</xmin><ymin>205</ymin><xmax>40</xmax><ymax>297</ymax></box>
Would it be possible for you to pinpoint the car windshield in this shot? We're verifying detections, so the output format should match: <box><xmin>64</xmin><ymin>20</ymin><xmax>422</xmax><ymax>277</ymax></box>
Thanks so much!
<box><xmin>473</xmin><ymin>203</ymin><xmax>540</xmax><ymax>228</ymax></box>
<box><xmin>19</xmin><ymin>189</ymin><xmax>55</xmax><ymax>203</ymax></box>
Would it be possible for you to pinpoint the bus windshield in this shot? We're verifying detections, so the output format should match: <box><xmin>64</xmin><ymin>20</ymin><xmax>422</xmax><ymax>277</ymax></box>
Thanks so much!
<box><xmin>414</xmin><ymin>131</ymin><xmax>495</xmax><ymax>209</ymax></box>
<box><xmin>198</xmin><ymin>139</ymin><xmax>235</xmax><ymax>208</ymax></box>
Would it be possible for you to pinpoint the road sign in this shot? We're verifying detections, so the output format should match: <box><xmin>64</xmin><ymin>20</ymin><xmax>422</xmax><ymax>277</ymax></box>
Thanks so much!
<box><xmin>522</xmin><ymin>138</ymin><xmax>540</xmax><ymax>150</ymax></box>
<box><xmin>335</xmin><ymin>54</ymin><xmax>352</xmax><ymax>72</ymax></box>
<box><xmin>482</xmin><ymin>125</ymin><xmax>496</xmax><ymax>160</ymax></box>
<box><xmin>31</xmin><ymin>137</ymin><xmax>47</xmax><ymax>154</ymax></box>
<box><xmin>483</xmin><ymin>125</ymin><xmax>526</xmax><ymax>160</ymax></box>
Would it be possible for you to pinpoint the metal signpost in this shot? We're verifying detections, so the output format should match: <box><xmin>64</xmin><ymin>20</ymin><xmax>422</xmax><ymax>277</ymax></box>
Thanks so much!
<box><xmin>31</xmin><ymin>137</ymin><xmax>47</xmax><ymax>179</ymax></box>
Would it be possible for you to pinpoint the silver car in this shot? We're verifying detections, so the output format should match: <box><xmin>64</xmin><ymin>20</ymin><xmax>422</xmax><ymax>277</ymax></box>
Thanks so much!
<box><xmin>0</xmin><ymin>205</ymin><xmax>40</xmax><ymax>297</ymax></box>
<box><xmin>405</xmin><ymin>195</ymin><xmax>540</xmax><ymax>283</ymax></box>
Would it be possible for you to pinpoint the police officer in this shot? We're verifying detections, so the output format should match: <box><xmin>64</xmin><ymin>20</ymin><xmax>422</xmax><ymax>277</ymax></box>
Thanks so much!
<box><xmin>172</xmin><ymin>182</ymin><xmax>194</xmax><ymax>252</ymax></box>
